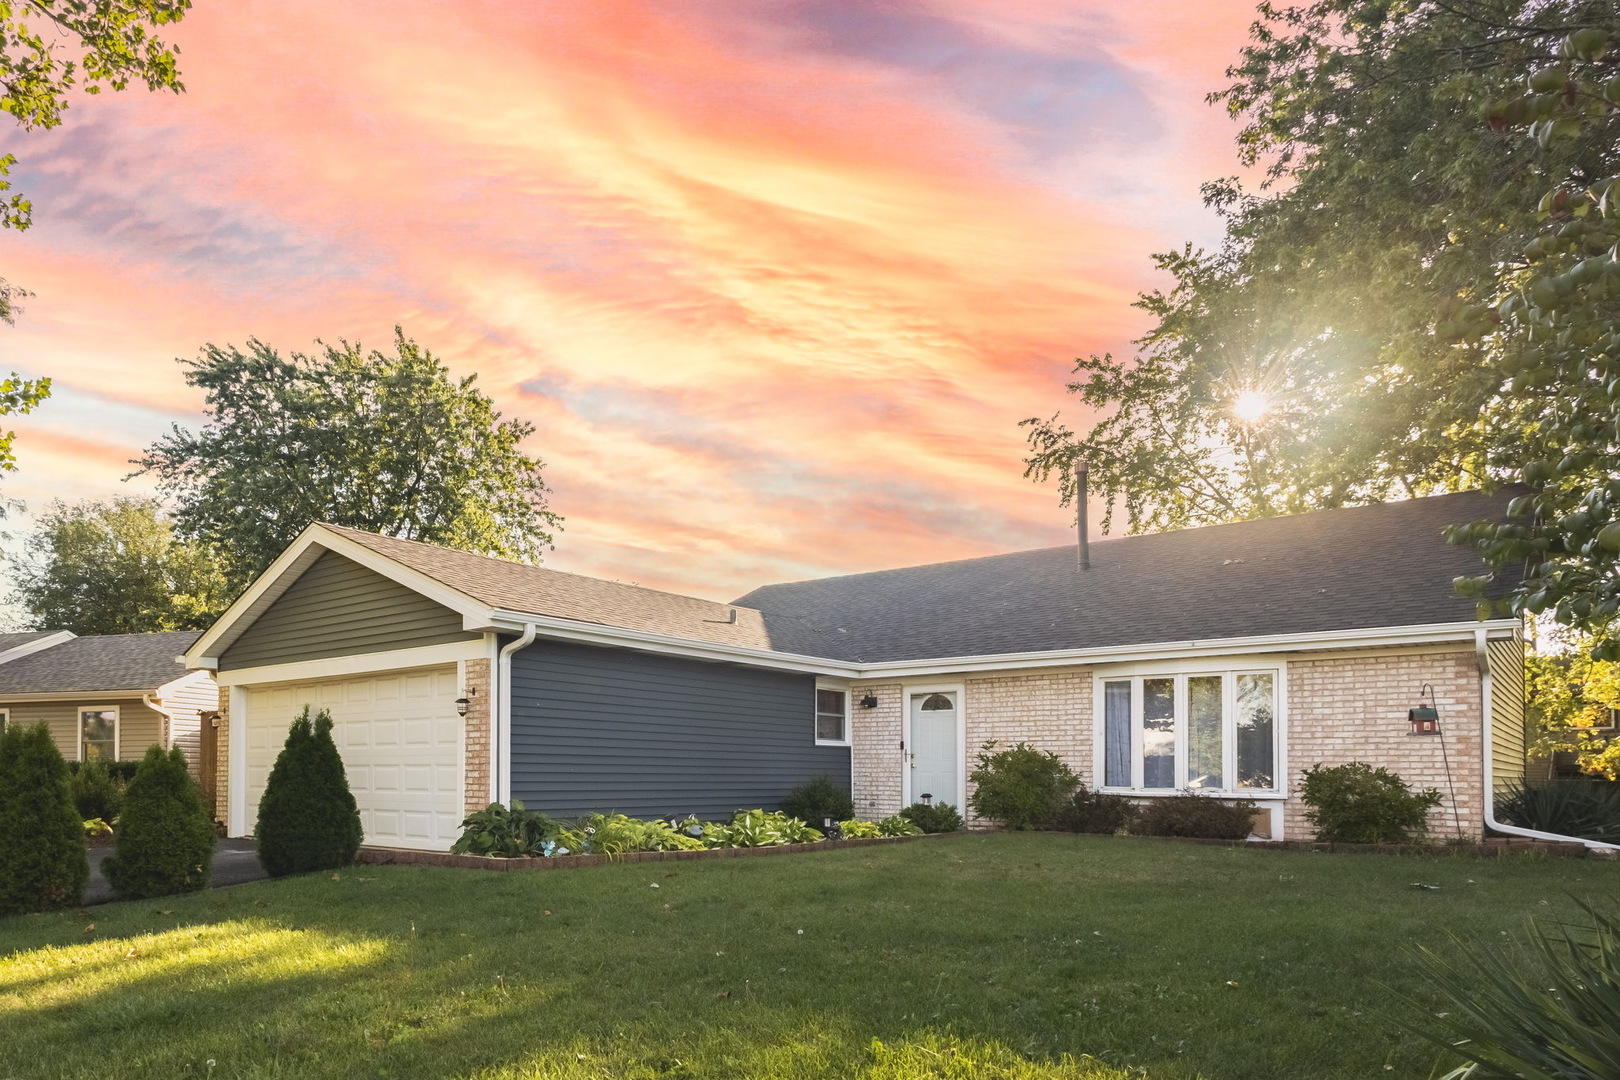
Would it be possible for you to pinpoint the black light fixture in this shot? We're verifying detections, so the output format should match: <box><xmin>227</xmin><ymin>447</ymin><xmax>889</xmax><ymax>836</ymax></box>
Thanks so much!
<box><xmin>860</xmin><ymin>694</ymin><xmax>878</xmax><ymax>709</ymax></box>
<box><xmin>455</xmin><ymin>688</ymin><xmax>475</xmax><ymax>718</ymax></box>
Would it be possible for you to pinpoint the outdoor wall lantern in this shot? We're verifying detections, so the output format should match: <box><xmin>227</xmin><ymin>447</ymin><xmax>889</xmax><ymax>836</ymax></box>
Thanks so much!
<box><xmin>455</xmin><ymin>689</ymin><xmax>475</xmax><ymax>718</ymax></box>
<box><xmin>859</xmin><ymin>694</ymin><xmax>879</xmax><ymax>709</ymax></box>
<box><xmin>1408</xmin><ymin>684</ymin><xmax>1440</xmax><ymax>735</ymax></box>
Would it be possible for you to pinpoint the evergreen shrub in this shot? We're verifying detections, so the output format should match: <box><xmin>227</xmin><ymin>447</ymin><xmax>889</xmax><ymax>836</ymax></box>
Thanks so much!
<box><xmin>71</xmin><ymin>757</ymin><xmax>125</xmax><ymax>822</ymax></box>
<box><xmin>0</xmin><ymin>722</ymin><xmax>89</xmax><ymax>914</ymax></box>
<box><xmin>103</xmin><ymin>745</ymin><xmax>215</xmax><ymax>899</ymax></box>
<box><xmin>967</xmin><ymin>741</ymin><xmax>1078</xmax><ymax>829</ymax></box>
<box><xmin>1299</xmin><ymin>761</ymin><xmax>1443</xmax><ymax>843</ymax></box>
<box><xmin>255</xmin><ymin>707</ymin><xmax>363</xmax><ymax>876</ymax></box>
<box><xmin>1132</xmin><ymin>792</ymin><xmax>1258</xmax><ymax>840</ymax></box>
<box><xmin>780</xmin><ymin>775</ymin><xmax>854</xmax><ymax>826</ymax></box>
<box><xmin>1057</xmin><ymin>785</ymin><xmax>1137</xmax><ymax>835</ymax></box>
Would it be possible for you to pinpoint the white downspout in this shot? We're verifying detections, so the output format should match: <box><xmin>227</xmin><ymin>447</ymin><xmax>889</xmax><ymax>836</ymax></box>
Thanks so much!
<box><xmin>143</xmin><ymin>693</ymin><xmax>179</xmax><ymax>750</ymax></box>
<box><xmin>496</xmin><ymin>624</ymin><xmax>538</xmax><ymax>806</ymax></box>
<box><xmin>1477</xmin><ymin>628</ymin><xmax>1620</xmax><ymax>851</ymax></box>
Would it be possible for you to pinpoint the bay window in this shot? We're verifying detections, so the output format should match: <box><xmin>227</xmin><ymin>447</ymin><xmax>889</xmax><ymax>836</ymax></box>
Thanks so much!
<box><xmin>1098</xmin><ymin>669</ymin><xmax>1278</xmax><ymax>793</ymax></box>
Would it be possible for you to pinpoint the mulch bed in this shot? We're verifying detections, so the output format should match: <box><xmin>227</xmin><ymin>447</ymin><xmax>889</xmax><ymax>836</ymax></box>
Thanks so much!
<box><xmin>357</xmin><ymin>832</ymin><xmax>936</xmax><ymax>872</ymax></box>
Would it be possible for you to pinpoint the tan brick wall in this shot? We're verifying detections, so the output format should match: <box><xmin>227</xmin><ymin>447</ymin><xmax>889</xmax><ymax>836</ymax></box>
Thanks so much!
<box><xmin>462</xmin><ymin>658</ymin><xmax>492</xmax><ymax>815</ymax></box>
<box><xmin>850</xmin><ymin>681</ymin><xmax>905</xmax><ymax>819</ymax></box>
<box><xmin>963</xmin><ymin>670</ymin><xmax>1092</xmax><ymax>825</ymax></box>
<box><xmin>850</xmin><ymin>670</ymin><xmax>1092</xmax><ymax>822</ymax></box>
<box><xmin>214</xmin><ymin>693</ymin><xmax>229</xmax><ymax>824</ymax></box>
<box><xmin>1285</xmin><ymin>650</ymin><xmax>1484</xmax><ymax>841</ymax></box>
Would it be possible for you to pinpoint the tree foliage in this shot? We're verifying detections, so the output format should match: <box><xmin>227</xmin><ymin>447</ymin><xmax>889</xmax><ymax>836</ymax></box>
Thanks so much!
<box><xmin>1</xmin><ymin>0</ymin><xmax>190</xmax><ymax>230</ymax></box>
<box><xmin>8</xmin><ymin>495</ymin><xmax>227</xmax><ymax>632</ymax></box>
<box><xmin>1526</xmin><ymin>624</ymin><xmax>1620</xmax><ymax>779</ymax></box>
<box><xmin>1023</xmin><ymin>0</ymin><xmax>1620</xmax><ymax>654</ymax></box>
<box><xmin>0</xmin><ymin>721</ymin><xmax>88</xmax><ymax>914</ymax></box>
<box><xmin>136</xmin><ymin>329</ymin><xmax>563</xmax><ymax>588</ymax></box>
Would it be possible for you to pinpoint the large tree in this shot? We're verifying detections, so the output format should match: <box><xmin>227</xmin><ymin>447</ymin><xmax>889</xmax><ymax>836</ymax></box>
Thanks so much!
<box><xmin>1025</xmin><ymin>0</ymin><xmax>1620</xmax><ymax>651</ymax></box>
<box><xmin>8</xmin><ymin>496</ymin><xmax>226</xmax><ymax>633</ymax></box>
<box><xmin>136</xmin><ymin>329</ymin><xmax>563</xmax><ymax>587</ymax></box>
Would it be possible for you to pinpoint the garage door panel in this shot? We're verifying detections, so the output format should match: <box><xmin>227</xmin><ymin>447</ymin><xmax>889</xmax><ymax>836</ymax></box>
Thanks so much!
<box><xmin>242</xmin><ymin>664</ymin><xmax>461</xmax><ymax>851</ymax></box>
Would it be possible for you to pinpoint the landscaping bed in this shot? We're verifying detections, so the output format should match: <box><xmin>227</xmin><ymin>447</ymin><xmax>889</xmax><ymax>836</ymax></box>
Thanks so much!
<box><xmin>360</xmin><ymin>831</ymin><xmax>932</xmax><ymax>871</ymax></box>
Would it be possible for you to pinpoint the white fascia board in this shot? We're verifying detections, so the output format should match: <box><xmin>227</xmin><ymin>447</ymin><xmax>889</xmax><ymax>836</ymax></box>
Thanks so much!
<box><xmin>154</xmin><ymin>668</ymin><xmax>217</xmax><ymax>699</ymax></box>
<box><xmin>186</xmin><ymin>524</ymin><xmax>494</xmax><ymax>665</ymax></box>
<box><xmin>214</xmin><ymin>640</ymin><xmax>489</xmax><ymax>687</ymax></box>
<box><xmin>0</xmin><ymin>631</ymin><xmax>76</xmax><ymax>667</ymax></box>
<box><xmin>849</xmin><ymin>620</ymin><xmax>1525</xmax><ymax>679</ymax></box>
<box><xmin>484</xmin><ymin>610</ymin><xmax>861</xmax><ymax>677</ymax></box>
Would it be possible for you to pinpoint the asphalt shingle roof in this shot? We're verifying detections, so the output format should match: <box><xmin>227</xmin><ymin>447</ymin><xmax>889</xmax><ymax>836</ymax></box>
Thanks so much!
<box><xmin>733</xmin><ymin>487</ymin><xmax>1525</xmax><ymax>663</ymax></box>
<box><xmin>323</xmin><ymin>489</ymin><xmax>1520</xmax><ymax>666</ymax></box>
<box><xmin>0</xmin><ymin>632</ymin><xmax>202</xmax><ymax>695</ymax></box>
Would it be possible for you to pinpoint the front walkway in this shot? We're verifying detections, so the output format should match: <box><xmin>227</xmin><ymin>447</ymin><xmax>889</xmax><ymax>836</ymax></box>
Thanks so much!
<box><xmin>85</xmin><ymin>838</ymin><xmax>265</xmax><ymax>905</ymax></box>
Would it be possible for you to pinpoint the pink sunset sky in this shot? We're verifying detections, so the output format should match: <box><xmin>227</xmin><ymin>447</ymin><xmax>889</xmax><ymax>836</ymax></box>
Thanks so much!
<box><xmin>0</xmin><ymin>0</ymin><xmax>1261</xmax><ymax>602</ymax></box>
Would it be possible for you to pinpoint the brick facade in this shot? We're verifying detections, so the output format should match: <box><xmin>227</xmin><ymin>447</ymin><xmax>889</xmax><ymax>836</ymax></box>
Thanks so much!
<box><xmin>213</xmin><ymin>692</ymin><xmax>230</xmax><ymax>824</ymax></box>
<box><xmin>462</xmin><ymin>657</ymin><xmax>492</xmax><ymax>815</ymax></box>
<box><xmin>1284</xmin><ymin>649</ymin><xmax>1484</xmax><ymax>840</ymax></box>
<box><xmin>848</xmin><ymin>648</ymin><xmax>1489</xmax><ymax>840</ymax></box>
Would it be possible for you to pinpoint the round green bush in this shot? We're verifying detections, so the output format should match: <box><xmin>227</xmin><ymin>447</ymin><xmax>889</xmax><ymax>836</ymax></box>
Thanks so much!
<box><xmin>255</xmin><ymin>706</ymin><xmax>363</xmax><ymax>877</ymax></box>
<box><xmin>1299</xmin><ymin>761</ymin><xmax>1444</xmax><ymax>843</ymax></box>
<box><xmin>780</xmin><ymin>774</ymin><xmax>854</xmax><ymax>826</ymax></box>
<box><xmin>0</xmin><ymin>722</ymin><xmax>89</xmax><ymax>914</ymax></box>
<box><xmin>967</xmin><ymin>741</ymin><xmax>1078</xmax><ymax>829</ymax></box>
<box><xmin>103</xmin><ymin>745</ymin><xmax>216</xmax><ymax>899</ymax></box>
<box><xmin>1131</xmin><ymin>793</ymin><xmax>1257</xmax><ymax>839</ymax></box>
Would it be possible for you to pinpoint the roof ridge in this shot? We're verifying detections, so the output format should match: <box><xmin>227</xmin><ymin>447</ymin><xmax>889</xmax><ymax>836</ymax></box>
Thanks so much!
<box><xmin>316</xmin><ymin>523</ymin><xmax>760</xmax><ymax>614</ymax></box>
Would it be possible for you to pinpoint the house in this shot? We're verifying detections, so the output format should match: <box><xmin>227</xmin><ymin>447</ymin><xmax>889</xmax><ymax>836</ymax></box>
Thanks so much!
<box><xmin>185</xmin><ymin>488</ymin><xmax>1527</xmax><ymax>851</ymax></box>
<box><xmin>0</xmin><ymin>631</ymin><xmax>220</xmax><ymax>785</ymax></box>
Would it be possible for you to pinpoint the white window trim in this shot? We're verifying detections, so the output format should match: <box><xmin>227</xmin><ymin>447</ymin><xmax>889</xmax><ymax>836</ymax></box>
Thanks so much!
<box><xmin>814</xmin><ymin>679</ymin><xmax>852</xmax><ymax>747</ymax></box>
<box><xmin>77</xmin><ymin>704</ymin><xmax>120</xmax><ymax>762</ymax></box>
<box><xmin>901</xmin><ymin>681</ymin><xmax>966</xmax><ymax>812</ymax></box>
<box><xmin>1091</xmin><ymin>662</ymin><xmax>1287</xmax><ymax>800</ymax></box>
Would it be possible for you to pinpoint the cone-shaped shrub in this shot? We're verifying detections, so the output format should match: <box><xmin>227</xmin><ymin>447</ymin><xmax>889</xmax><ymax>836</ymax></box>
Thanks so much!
<box><xmin>102</xmin><ymin>745</ymin><xmax>216</xmax><ymax>899</ymax></box>
<box><xmin>0</xmin><ymin>722</ymin><xmax>89</xmax><ymax>915</ymax></box>
<box><xmin>255</xmin><ymin>707</ymin><xmax>363</xmax><ymax>876</ymax></box>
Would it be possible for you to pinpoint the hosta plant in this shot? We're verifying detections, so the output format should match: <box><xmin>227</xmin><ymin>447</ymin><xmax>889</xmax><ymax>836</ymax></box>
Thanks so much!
<box><xmin>451</xmin><ymin>800</ymin><xmax>559</xmax><ymax>857</ymax></box>
<box><xmin>876</xmin><ymin>814</ymin><xmax>924</xmax><ymax>837</ymax></box>
<box><xmin>837</xmin><ymin>819</ymin><xmax>883</xmax><ymax>839</ymax></box>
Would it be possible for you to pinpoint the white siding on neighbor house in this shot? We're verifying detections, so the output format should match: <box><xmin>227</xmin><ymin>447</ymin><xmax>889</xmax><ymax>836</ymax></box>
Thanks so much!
<box><xmin>157</xmin><ymin>670</ymin><xmax>221</xmax><ymax>779</ymax></box>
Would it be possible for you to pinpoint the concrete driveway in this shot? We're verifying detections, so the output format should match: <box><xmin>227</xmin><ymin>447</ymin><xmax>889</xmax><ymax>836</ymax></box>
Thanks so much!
<box><xmin>85</xmin><ymin>837</ymin><xmax>266</xmax><ymax>905</ymax></box>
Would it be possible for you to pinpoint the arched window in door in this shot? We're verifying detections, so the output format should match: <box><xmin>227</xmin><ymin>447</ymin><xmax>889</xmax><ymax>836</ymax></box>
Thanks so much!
<box><xmin>920</xmin><ymin>693</ymin><xmax>954</xmax><ymax>711</ymax></box>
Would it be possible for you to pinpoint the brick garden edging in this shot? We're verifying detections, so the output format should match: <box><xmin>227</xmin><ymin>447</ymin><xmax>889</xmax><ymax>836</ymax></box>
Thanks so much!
<box><xmin>357</xmin><ymin>832</ymin><xmax>934</xmax><ymax>872</ymax></box>
<box><xmin>1074</xmin><ymin>832</ymin><xmax>1605</xmax><ymax>858</ymax></box>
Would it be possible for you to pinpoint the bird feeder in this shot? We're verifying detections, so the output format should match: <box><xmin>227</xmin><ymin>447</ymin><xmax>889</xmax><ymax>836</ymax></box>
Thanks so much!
<box><xmin>1408</xmin><ymin>704</ymin><xmax>1440</xmax><ymax>735</ymax></box>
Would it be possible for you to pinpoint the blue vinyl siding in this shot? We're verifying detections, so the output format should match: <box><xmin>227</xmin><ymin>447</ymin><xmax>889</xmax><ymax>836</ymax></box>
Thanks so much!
<box><xmin>508</xmin><ymin>639</ymin><xmax>850</xmax><ymax>819</ymax></box>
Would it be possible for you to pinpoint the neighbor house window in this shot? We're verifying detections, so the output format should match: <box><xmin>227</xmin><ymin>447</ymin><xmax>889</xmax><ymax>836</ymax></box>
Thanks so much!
<box><xmin>0</xmin><ymin>709</ymin><xmax>8</xmax><ymax>732</ymax></box>
<box><xmin>79</xmin><ymin>707</ymin><xmax>118</xmax><ymax>761</ymax></box>
<box><xmin>815</xmin><ymin>688</ymin><xmax>849</xmax><ymax>744</ymax></box>
<box><xmin>1099</xmin><ymin>671</ymin><xmax>1277</xmax><ymax>793</ymax></box>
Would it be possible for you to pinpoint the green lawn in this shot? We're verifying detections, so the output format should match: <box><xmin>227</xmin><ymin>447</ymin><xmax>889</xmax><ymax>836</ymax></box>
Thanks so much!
<box><xmin>0</xmin><ymin>834</ymin><xmax>1613</xmax><ymax>1080</ymax></box>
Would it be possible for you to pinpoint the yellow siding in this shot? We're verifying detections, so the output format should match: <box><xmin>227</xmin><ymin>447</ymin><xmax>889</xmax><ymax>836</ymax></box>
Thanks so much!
<box><xmin>1487</xmin><ymin>632</ymin><xmax>1527</xmax><ymax>794</ymax></box>
<box><xmin>0</xmin><ymin>697</ymin><xmax>167</xmax><ymax>762</ymax></box>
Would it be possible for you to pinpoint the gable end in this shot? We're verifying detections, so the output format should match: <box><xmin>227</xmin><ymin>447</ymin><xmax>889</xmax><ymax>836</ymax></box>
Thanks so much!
<box><xmin>220</xmin><ymin>550</ymin><xmax>478</xmax><ymax>671</ymax></box>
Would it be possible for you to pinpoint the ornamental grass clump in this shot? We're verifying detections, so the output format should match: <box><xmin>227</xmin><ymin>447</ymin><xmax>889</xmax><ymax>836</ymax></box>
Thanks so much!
<box><xmin>103</xmin><ymin>744</ymin><xmax>215</xmax><ymax>899</ymax></box>
<box><xmin>967</xmin><ymin>741</ymin><xmax>1078</xmax><ymax>829</ymax></box>
<box><xmin>1299</xmin><ymin>761</ymin><xmax>1443</xmax><ymax>844</ymax></box>
<box><xmin>0</xmin><ymin>722</ymin><xmax>88</xmax><ymax>915</ymax></box>
<box><xmin>1495</xmin><ymin>779</ymin><xmax>1620</xmax><ymax>844</ymax></box>
<box><xmin>255</xmin><ymin>707</ymin><xmax>363</xmax><ymax>877</ymax></box>
<box><xmin>1404</xmin><ymin>899</ymin><xmax>1620</xmax><ymax>1079</ymax></box>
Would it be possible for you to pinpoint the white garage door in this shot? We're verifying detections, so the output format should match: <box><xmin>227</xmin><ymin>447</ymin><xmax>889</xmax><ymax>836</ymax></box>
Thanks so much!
<box><xmin>243</xmin><ymin>665</ymin><xmax>463</xmax><ymax>851</ymax></box>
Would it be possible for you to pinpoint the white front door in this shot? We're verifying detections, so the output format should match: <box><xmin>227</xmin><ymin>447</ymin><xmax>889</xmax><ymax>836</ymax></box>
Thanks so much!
<box><xmin>907</xmin><ymin>690</ymin><xmax>960</xmax><ymax>810</ymax></box>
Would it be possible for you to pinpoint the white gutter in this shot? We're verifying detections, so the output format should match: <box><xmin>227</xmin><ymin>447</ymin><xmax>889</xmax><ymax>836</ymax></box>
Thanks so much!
<box><xmin>143</xmin><ymin>693</ymin><xmax>179</xmax><ymax>750</ymax></box>
<box><xmin>496</xmin><ymin>623</ymin><xmax>538</xmax><ymax>806</ymax></box>
<box><xmin>1476</xmin><ymin>628</ymin><xmax>1620</xmax><ymax>852</ymax></box>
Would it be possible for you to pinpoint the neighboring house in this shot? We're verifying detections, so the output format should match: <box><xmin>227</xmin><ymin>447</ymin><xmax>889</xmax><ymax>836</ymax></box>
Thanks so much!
<box><xmin>186</xmin><ymin>488</ymin><xmax>1527</xmax><ymax>851</ymax></box>
<box><xmin>0</xmin><ymin>630</ymin><xmax>219</xmax><ymax>783</ymax></box>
